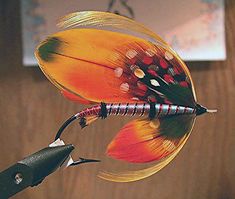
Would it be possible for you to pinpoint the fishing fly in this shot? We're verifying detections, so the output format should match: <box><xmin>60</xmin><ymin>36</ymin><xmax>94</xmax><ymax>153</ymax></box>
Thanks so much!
<box><xmin>35</xmin><ymin>11</ymin><xmax>217</xmax><ymax>182</ymax></box>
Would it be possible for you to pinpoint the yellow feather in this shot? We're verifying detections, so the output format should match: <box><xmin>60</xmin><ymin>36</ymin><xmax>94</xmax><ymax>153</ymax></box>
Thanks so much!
<box><xmin>57</xmin><ymin>11</ymin><xmax>167</xmax><ymax>46</ymax></box>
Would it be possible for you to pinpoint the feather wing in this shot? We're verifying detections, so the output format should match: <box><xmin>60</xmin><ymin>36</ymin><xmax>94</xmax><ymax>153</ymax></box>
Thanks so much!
<box><xmin>99</xmin><ymin>115</ymin><xmax>195</xmax><ymax>182</ymax></box>
<box><xmin>35</xmin><ymin>11</ymin><xmax>196</xmax><ymax>106</ymax></box>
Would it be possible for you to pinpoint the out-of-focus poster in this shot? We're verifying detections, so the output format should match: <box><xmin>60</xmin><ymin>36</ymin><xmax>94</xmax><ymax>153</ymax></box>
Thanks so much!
<box><xmin>21</xmin><ymin>0</ymin><xmax>225</xmax><ymax>66</ymax></box>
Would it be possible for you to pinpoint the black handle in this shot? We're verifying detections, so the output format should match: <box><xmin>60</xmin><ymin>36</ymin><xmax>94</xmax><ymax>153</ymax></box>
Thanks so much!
<box><xmin>0</xmin><ymin>144</ymin><xmax>74</xmax><ymax>198</ymax></box>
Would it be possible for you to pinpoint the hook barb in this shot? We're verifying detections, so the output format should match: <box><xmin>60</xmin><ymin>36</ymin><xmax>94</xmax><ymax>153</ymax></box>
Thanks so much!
<box><xmin>69</xmin><ymin>157</ymin><xmax>101</xmax><ymax>166</ymax></box>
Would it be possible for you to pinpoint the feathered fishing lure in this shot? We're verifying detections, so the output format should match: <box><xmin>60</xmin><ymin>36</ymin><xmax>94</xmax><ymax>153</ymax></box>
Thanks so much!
<box><xmin>35</xmin><ymin>11</ymin><xmax>216</xmax><ymax>182</ymax></box>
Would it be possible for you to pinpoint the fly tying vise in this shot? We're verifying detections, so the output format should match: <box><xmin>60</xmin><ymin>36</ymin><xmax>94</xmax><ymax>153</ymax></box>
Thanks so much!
<box><xmin>35</xmin><ymin>11</ymin><xmax>217</xmax><ymax>182</ymax></box>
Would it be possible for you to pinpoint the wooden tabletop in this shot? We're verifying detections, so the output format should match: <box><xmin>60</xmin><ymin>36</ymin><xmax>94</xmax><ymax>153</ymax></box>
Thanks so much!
<box><xmin>0</xmin><ymin>0</ymin><xmax>234</xmax><ymax>198</ymax></box>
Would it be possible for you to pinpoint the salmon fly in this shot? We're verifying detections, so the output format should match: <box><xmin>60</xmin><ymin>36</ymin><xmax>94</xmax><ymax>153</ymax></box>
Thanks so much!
<box><xmin>35</xmin><ymin>11</ymin><xmax>217</xmax><ymax>182</ymax></box>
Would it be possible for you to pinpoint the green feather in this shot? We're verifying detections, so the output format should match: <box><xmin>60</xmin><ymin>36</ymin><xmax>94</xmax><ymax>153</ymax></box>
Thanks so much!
<box><xmin>37</xmin><ymin>37</ymin><xmax>62</xmax><ymax>62</ymax></box>
<box><xmin>160</xmin><ymin>115</ymin><xmax>195</xmax><ymax>138</ymax></box>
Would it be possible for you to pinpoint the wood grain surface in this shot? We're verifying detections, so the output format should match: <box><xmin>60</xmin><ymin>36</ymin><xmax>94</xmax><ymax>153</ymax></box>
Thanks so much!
<box><xmin>0</xmin><ymin>1</ymin><xmax>234</xmax><ymax>198</ymax></box>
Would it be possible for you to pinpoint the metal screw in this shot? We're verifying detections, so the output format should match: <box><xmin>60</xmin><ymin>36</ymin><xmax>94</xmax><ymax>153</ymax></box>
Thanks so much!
<box><xmin>14</xmin><ymin>173</ymin><xmax>23</xmax><ymax>185</ymax></box>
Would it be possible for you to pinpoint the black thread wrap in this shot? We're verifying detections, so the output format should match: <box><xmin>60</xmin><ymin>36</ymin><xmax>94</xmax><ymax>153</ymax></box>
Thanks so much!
<box><xmin>99</xmin><ymin>102</ymin><xmax>107</xmax><ymax>119</ymax></box>
<box><xmin>149</xmin><ymin>102</ymin><xmax>156</xmax><ymax>119</ymax></box>
<box><xmin>79</xmin><ymin>117</ymin><xmax>87</xmax><ymax>128</ymax></box>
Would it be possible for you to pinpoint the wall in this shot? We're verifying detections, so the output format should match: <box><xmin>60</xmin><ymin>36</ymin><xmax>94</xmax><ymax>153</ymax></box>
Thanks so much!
<box><xmin>0</xmin><ymin>1</ymin><xmax>234</xmax><ymax>198</ymax></box>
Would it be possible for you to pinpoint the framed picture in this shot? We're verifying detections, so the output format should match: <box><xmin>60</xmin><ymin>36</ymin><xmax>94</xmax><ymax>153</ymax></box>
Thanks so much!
<box><xmin>21</xmin><ymin>0</ymin><xmax>225</xmax><ymax>66</ymax></box>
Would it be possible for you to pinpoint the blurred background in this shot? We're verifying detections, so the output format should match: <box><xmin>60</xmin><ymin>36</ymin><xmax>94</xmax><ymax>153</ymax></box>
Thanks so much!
<box><xmin>0</xmin><ymin>0</ymin><xmax>234</xmax><ymax>198</ymax></box>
